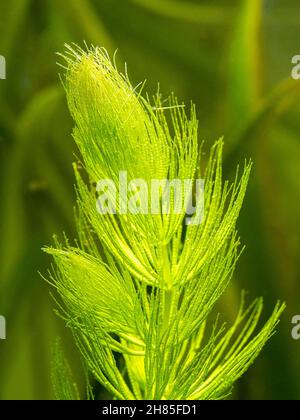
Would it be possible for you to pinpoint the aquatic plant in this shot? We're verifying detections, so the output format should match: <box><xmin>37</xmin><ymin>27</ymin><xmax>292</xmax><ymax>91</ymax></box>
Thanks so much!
<box><xmin>44</xmin><ymin>45</ymin><xmax>284</xmax><ymax>400</ymax></box>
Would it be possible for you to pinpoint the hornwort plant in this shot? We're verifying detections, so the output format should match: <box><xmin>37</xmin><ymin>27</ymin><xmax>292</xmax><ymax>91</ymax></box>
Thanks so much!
<box><xmin>44</xmin><ymin>44</ymin><xmax>285</xmax><ymax>400</ymax></box>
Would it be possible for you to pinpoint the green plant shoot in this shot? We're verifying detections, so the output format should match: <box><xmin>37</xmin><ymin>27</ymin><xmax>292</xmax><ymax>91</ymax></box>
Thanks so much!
<box><xmin>44</xmin><ymin>44</ymin><xmax>285</xmax><ymax>400</ymax></box>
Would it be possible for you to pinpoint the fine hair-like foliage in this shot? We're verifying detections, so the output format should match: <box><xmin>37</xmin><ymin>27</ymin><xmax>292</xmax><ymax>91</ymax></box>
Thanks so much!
<box><xmin>44</xmin><ymin>44</ymin><xmax>285</xmax><ymax>400</ymax></box>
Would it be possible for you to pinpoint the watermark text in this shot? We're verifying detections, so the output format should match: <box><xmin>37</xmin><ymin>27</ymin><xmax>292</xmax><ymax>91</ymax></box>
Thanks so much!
<box><xmin>96</xmin><ymin>172</ymin><xmax>204</xmax><ymax>226</ymax></box>
<box><xmin>0</xmin><ymin>315</ymin><xmax>6</xmax><ymax>340</ymax></box>
<box><xmin>291</xmin><ymin>55</ymin><xmax>300</xmax><ymax>80</ymax></box>
<box><xmin>0</xmin><ymin>55</ymin><xmax>6</xmax><ymax>80</ymax></box>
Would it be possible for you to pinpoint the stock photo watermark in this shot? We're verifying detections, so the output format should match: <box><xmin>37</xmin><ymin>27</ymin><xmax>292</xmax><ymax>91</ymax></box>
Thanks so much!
<box><xmin>0</xmin><ymin>55</ymin><xmax>6</xmax><ymax>80</ymax></box>
<box><xmin>0</xmin><ymin>55</ymin><xmax>7</xmax><ymax>340</ymax></box>
<box><xmin>96</xmin><ymin>171</ymin><xmax>205</xmax><ymax>226</ymax></box>
<box><xmin>0</xmin><ymin>315</ymin><xmax>6</xmax><ymax>340</ymax></box>
<box><xmin>291</xmin><ymin>55</ymin><xmax>300</xmax><ymax>80</ymax></box>
<box><xmin>291</xmin><ymin>315</ymin><xmax>300</xmax><ymax>340</ymax></box>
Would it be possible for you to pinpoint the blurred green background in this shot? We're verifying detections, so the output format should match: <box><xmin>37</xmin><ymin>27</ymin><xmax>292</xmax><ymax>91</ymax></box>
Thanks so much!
<box><xmin>0</xmin><ymin>0</ymin><xmax>300</xmax><ymax>400</ymax></box>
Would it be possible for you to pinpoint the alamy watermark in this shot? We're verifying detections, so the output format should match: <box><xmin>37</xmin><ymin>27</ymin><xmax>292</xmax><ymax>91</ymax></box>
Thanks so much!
<box><xmin>0</xmin><ymin>315</ymin><xmax>6</xmax><ymax>340</ymax></box>
<box><xmin>96</xmin><ymin>171</ymin><xmax>204</xmax><ymax>226</ymax></box>
<box><xmin>291</xmin><ymin>55</ymin><xmax>300</xmax><ymax>80</ymax></box>
<box><xmin>0</xmin><ymin>56</ymin><xmax>6</xmax><ymax>338</ymax></box>
<box><xmin>0</xmin><ymin>55</ymin><xmax>6</xmax><ymax>80</ymax></box>
<box><xmin>291</xmin><ymin>315</ymin><xmax>300</xmax><ymax>340</ymax></box>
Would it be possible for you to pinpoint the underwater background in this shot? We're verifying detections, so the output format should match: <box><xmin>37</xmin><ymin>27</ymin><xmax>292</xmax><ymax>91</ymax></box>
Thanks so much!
<box><xmin>0</xmin><ymin>0</ymin><xmax>300</xmax><ymax>400</ymax></box>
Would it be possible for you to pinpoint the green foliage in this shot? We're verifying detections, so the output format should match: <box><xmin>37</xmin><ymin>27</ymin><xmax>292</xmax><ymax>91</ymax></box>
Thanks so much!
<box><xmin>1</xmin><ymin>0</ymin><xmax>300</xmax><ymax>401</ymax></box>
<box><xmin>45</xmin><ymin>46</ymin><xmax>284</xmax><ymax>400</ymax></box>
<box><xmin>51</xmin><ymin>339</ymin><xmax>80</xmax><ymax>400</ymax></box>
